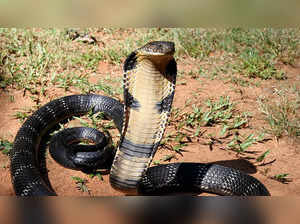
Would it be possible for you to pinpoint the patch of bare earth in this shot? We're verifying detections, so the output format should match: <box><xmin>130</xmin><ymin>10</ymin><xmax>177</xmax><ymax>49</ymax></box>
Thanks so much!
<box><xmin>0</xmin><ymin>55</ymin><xmax>299</xmax><ymax>196</ymax></box>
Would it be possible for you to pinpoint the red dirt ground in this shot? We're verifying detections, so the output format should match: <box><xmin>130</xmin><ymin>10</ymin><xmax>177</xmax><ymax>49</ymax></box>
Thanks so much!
<box><xmin>0</xmin><ymin>55</ymin><xmax>299</xmax><ymax>196</ymax></box>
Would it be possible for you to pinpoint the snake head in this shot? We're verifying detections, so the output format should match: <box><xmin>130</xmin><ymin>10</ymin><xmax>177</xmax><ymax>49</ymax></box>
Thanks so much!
<box><xmin>124</xmin><ymin>41</ymin><xmax>176</xmax><ymax>74</ymax></box>
<box><xmin>136</xmin><ymin>41</ymin><xmax>175</xmax><ymax>56</ymax></box>
<box><xmin>135</xmin><ymin>41</ymin><xmax>176</xmax><ymax>74</ymax></box>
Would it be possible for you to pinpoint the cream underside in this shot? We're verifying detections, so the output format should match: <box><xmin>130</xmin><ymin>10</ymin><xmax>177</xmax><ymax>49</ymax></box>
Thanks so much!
<box><xmin>123</xmin><ymin>58</ymin><xmax>174</xmax><ymax>146</ymax></box>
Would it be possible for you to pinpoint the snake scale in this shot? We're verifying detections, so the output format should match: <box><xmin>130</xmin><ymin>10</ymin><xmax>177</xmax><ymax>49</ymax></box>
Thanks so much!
<box><xmin>10</xmin><ymin>41</ymin><xmax>270</xmax><ymax>196</ymax></box>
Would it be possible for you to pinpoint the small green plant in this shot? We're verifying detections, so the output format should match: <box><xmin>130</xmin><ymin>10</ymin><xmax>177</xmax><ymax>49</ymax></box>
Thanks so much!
<box><xmin>74</xmin><ymin>111</ymin><xmax>114</xmax><ymax>132</ymax></box>
<box><xmin>14</xmin><ymin>111</ymin><xmax>29</xmax><ymax>123</ymax></box>
<box><xmin>88</xmin><ymin>172</ymin><xmax>104</xmax><ymax>181</ymax></box>
<box><xmin>72</xmin><ymin>51</ymin><xmax>104</xmax><ymax>71</ymax></box>
<box><xmin>94</xmin><ymin>80</ymin><xmax>116</xmax><ymax>96</ymax></box>
<box><xmin>172</xmin><ymin>132</ymin><xmax>188</xmax><ymax>153</ymax></box>
<box><xmin>220</xmin><ymin>113</ymin><xmax>249</xmax><ymax>136</ymax></box>
<box><xmin>256</xmin><ymin>149</ymin><xmax>270</xmax><ymax>163</ymax></box>
<box><xmin>185</xmin><ymin>96</ymin><xmax>234</xmax><ymax>128</ymax></box>
<box><xmin>236</xmin><ymin>47</ymin><xmax>285</xmax><ymax>80</ymax></box>
<box><xmin>172</xmin><ymin>144</ymin><xmax>186</xmax><ymax>153</ymax></box>
<box><xmin>227</xmin><ymin>76</ymin><xmax>250</xmax><ymax>87</ymax></box>
<box><xmin>153</xmin><ymin>154</ymin><xmax>176</xmax><ymax>165</ymax></box>
<box><xmin>227</xmin><ymin>133</ymin><xmax>265</xmax><ymax>153</ymax></box>
<box><xmin>258</xmin><ymin>95</ymin><xmax>300</xmax><ymax>138</ymax></box>
<box><xmin>0</xmin><ymin>139</ymin><xmax>13</xmax><ymax>155</ymax></box>
<box><xmin>106</xmin><ymin>48</ymin><xmax>124</xmax><ymax>65</ymax></box>
<box><xmin>272</xmin><ymin>173</ymin><xmax>292</xmax><ymax>184</ymax></box>
<box><xmin>202</xmin><ymin>96</ymin><xmax>234</xmax><ymax>126</ymax></box>
<box><xmin>71</xmin><ymin>176</ymin><xmax>90</xmax><ymax>193</ymax></box>
<box><xmin>160</xmin><ymin>131</ymin><xmax>188</xmax><ymax>154</ymax></box>
<box><xmin>52</xmin><ymin>73</ymin><xmax>90</xmax><ymax>91</ymax></box>
<box><xmin>185</xmin><ymin>105</ymin><xmax>203</xmax><ymax>127</ymax></box>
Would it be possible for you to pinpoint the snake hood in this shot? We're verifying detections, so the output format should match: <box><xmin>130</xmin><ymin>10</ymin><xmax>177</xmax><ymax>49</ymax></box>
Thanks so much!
<box><xmin>124</xmin><ymin>41</ymin><xmax>176</xmax><ymax>76</ymax></box>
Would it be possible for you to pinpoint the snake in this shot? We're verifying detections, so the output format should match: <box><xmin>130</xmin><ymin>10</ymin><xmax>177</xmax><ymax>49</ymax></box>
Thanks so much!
<box><xmin>10</xmin><ymin>41</ymin><xmax>270</xmax><ymax>196</ymax></box>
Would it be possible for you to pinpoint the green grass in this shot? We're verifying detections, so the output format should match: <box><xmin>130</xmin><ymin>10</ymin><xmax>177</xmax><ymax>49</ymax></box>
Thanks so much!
<box><xmin>88</xmin><ymin>172</ymin><xmax>104</xmax><ymax>181</ymax></box>
<box><xmin>0</xmin><ymin>28</ymin><xmax>120</xmax><ymax>96</ymax></box>
<box><xmin>175</xmin><ymin>28</ymin><xmax>298</xmax><ymax>82</ymax></box>
<box><xmin>227</xmin><ymin>132</ymin><xmax>266</xmax><ymax>153</ymax></box>
<box><xmin>72</xmin><ymin>51</ymin><xmax>104</xmax><ymax>71</ymax></box>
<box><xmin>0</xmin><ymin>29</ymin><xmax>68</xmax><ymax>90</ymax></box>
<box><xmin>74</xmin><ymin>110</ymin><xmax>115</xmax><ymax>133</ymax></box>
<box><xmin>1</xmin><ymin>28</ymin><xmax>300</xmax><ymax>95</ymax></box>
<box><xmin>256</xmin><ymin>149</ymin><xmax>270</xmax><ymax>163</ymax></box>
<box><xmin>258</xmin><ymin>90</ymin><xmax>300</xmax><ymax>138</ymax></box>
<box><xmin>71</xmin><ymin>176</ymin><xmax>90</xmax><ymax>193</ymax></box>
<box><xmin>185</xmin><ymin>96</ymin><xmax>234</xmax><ymax>128</ymax></box>
<box><xmin>0</xmin><ymin>139</ymin><xmax>13</xmax><ymax>155</ymax></box>
<box><xmin>14</xmin><ymin>111</ymin><xmax>30</xmax><ymax>123</ymax></box>
<box><xmin>272</xmin><ymin>173</ymin><xmax>292</xmax><ymax>184</ymax></box>
<box><xmin>234</xmin><ymin>47</ymin><xmax>286</xmax><ymax>80</ymax></box>
<box><xmin>184</xmin><ymin>96</ymin><xmax>247</xmax><ymax>131</ymax></box>
<box><xmin>163</xmin><ymin>96</ymin><xmax>259</xmax><ymax>154</ymax></box>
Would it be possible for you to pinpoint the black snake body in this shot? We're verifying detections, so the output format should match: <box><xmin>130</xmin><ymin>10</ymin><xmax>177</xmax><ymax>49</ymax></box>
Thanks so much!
<box><xmin>10</xmin><ymin>41</ymin><xmax>270</xmax><ymax>196</ymax></box>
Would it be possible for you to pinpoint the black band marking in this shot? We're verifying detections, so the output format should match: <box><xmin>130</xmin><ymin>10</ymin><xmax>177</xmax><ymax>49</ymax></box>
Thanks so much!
<box><xmin>124</xmin><ymin>90</ymin><xmax>140</xmax><ymax>110</ymax></box>
<box><xmin>123</xmin><ymin>51</ymin><xmax>137</xmax><ymax>72</ymax></box>
<box><xmin>155</xmin><ymin>93</ymin><xmax>174</xmax><ymax>113</ymax></box>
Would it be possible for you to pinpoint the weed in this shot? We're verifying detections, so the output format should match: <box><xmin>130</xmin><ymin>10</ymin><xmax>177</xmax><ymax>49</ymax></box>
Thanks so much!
<box><xmin>74</xmin><ymin>111</ymin><xmax>115</xmax><ymax>134</ymax></box>
<box><xmin>227</xmin><ymin>132</ymin><xmax>265</xmax><ymax>153</ymax></box>
<box><xmin>160</xmin><ymin>131</ymin><xmax>189</xmax><ymax>154</ymax></box>
<box><xmin>0</xmin><ymin>139</ymin><xmax>13</xmax><ymax>155</ymax></box>
<box><xmin>203</xmin><ymin>96</ymin><xmax>234</xmax><ymax>125</ymax></box>
<box><xmin>256</xmin><ymin>149</ymin><xmax>270</xmax><ymax>163</ymax></box>
<box><xmin>234</xmin><ymin>47</ymin><xmax>281</xmax><ymax>80</ymax></box>
<box><xmin>14</xmin><ymin>111</ymin><xmax>29</xmax><ymax>123</ymax></box>
<box><xmin>153</xmin><ymin>154</ymin><xmax>177</xmax><ymax>165</ymax></box>
<box><xmin>88</xmin><ymin>172</ymin><xmax>104</xmax><ymax>181</ymax></box>
<box><xmin>227</xmin><ymin>75</ymin><xmax>250</xmax><ymax>87</ymax></box>
<box><xmin>272</xmin><ymin>174</ymin><xmax>292</xmax><ymax>184</ymax></box>
<box><xmin>258</xmin><ymin>94</ymin><xmax>300</xmax><ymax>138</ymax></box>
<box><xmin>220</xmin><ymin>113</ymin><xmax>249</xmax><ymax>136</ymax></box>
<box><xmin>94</xmin><ymin>80</ymin><xmax>116</xmax><ymax>96</ymax></box>
<box><xmin>185</xmin><ymin>96</ymin><xmax>234</xmax><ymax>128</ymax></box>
<box><xmin>71</xmin><ymin>176</ymin><xmax>90</xmax><ymax>193</ymax></box>
<box><xmin>72</xmin><ymin>51</ymin><xmax>104</xmax><ymax>71</ymax></box>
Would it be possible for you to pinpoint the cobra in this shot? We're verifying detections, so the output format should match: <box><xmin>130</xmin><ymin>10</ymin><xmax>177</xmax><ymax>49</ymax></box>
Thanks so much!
<box><xmin>10</xmin><ymin>41</ymin><xmax>270</xmax><ymax>196</ymax></box>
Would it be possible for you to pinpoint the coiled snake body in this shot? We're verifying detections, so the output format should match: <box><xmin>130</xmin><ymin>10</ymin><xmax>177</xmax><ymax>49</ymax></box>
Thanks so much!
<box><xmin>10</xmin><ymin>41</ymin><xmax>270</xmax><ymax>196</ymax></box>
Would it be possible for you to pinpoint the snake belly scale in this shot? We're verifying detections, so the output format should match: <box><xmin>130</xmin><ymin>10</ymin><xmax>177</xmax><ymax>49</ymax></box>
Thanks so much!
<box><xmin>9</xmin><ymin>41</ymin><xmax>270</xmax><ymax>196</ymax></box>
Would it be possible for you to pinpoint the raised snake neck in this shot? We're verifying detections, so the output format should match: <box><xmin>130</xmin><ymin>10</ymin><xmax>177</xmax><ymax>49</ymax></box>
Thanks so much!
<box><xmin>110</xmin><ymin>41</ymin><xmax>177</xmax><ymax>193</ymax></box>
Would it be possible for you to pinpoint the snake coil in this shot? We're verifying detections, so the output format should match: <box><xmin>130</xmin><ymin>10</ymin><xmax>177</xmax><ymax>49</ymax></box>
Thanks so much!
<box><xmin>10</xmin><ymin>41</ymin><xmax>270</xmax><ymax>196</ymax></box>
